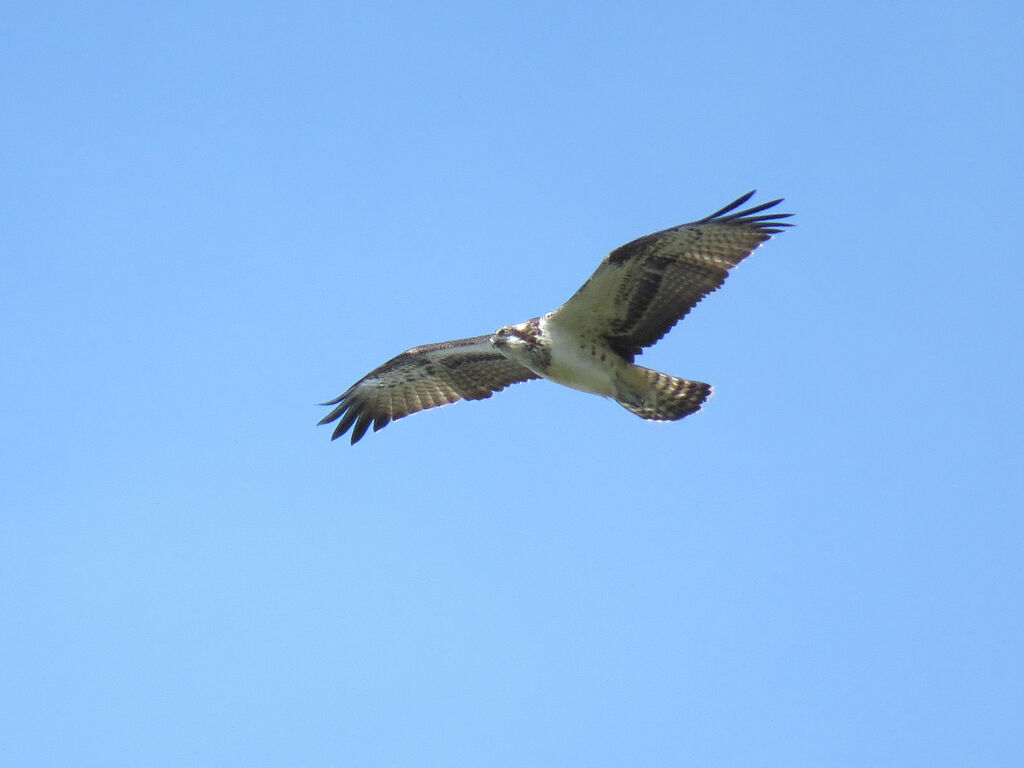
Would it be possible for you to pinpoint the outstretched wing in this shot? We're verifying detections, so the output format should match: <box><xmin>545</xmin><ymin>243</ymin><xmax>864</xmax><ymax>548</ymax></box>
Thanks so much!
<box><xmin>549</xmin><ymin>191</ymin><xmax>793</xmax><ymax>359</ymax></box>
<box><xmin>318</xmin><ymin>335</ymin><xmax>538</xmax><ymax>444</ymax></box>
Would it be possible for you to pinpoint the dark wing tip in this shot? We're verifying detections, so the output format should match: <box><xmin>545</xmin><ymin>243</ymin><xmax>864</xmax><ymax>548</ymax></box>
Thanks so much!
<box><xmin>702</xmin><ymin>191</ymin><xmax>794</xmax><ymax>232</ymax></box>
<box><xmin>317</xmin><ymin>393</ymin><xmax>368</xmax><ymax>443</ymax></box>
<box><xmin>316</xmin><ymin>393</ymin><xmax>349</xmax><ymax>425</ymax></box>
<box><xmin>332</xmin><ymin>406</ymin><xmax>360</xmax><ymax>441</ymax></box>
<box><xmin>349</xmin><ymin>413</ymin><xmax>373</xmax><ymax>445</ymax></box>
<box><xmin>702</xmin><ymin>190</ymin><xmax>757</xmax><ymax>220</ymax></box>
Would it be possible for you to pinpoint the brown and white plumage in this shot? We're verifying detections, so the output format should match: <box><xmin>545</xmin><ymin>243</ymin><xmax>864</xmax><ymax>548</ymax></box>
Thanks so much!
<box><xmin>318</xmin><ymin>336</ymin><xmax>538</xmax><ymax>444</ymax></box>
<box><xmin>551</xmin><ymin>191</ymin><xmax>792</xmax><ymax>359</ymax></box>
<box><xmin>320</xmin><ymin>191</ymin><xmax>792</xmax><ymax>444</ymax></box>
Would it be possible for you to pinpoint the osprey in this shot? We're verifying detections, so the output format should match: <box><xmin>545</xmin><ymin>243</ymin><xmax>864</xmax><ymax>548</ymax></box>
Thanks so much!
<box><xmin>320</xmin><ymin>191</ymin><xmax>792</xmax><ymax>444</ymax></box>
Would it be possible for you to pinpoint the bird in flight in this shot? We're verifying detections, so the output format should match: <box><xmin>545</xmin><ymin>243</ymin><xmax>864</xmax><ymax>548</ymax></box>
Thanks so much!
<box><xmin>319</xmin><ymin>191</ymin><xmax>792</xmax><ymax>444</ymax></box>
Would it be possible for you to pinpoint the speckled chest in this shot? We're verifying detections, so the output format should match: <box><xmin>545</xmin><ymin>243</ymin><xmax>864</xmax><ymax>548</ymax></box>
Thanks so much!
<box><xmin>536</xmin><ymin>315</ymin><xmax>623</xmax><ymax>397</ymax></box>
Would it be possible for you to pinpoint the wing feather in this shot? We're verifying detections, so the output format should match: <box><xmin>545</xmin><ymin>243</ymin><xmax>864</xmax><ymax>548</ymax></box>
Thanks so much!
<box><xmin>318</xmin><ymin>335</ymin><xmax>538</xmax><ymax>444</ymax></box>
<box><xmin>549</xmin><ymin>191</ymin><xmax>793</xmax><ymax>359</ymax></box>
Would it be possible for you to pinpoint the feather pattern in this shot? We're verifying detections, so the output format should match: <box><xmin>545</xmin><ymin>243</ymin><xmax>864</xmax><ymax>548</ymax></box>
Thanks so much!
<box><xmin>549</xmin><ymin>190</ymin><xmax>792</xmax><ymax>359</ymax></box>
<box><xmin>317</xmin><ymin>335</ymin><xmax>538</xmax><ymax>444</ymax></box>
<box><xmin>320</xmin><ymin>191</ymin><xmax>792</xmax><ymax>444</ymax></box>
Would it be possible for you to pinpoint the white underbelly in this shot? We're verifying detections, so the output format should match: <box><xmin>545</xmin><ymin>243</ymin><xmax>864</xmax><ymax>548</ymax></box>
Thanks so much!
<box><xmin>542</xmin><ymin>319</ymin><xmax>621</xmax><ymax>398</ymax></box>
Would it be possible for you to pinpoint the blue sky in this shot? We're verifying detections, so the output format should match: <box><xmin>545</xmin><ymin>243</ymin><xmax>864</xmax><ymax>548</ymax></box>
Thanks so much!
<box><xmin>2</xmin><ymin>1</ymin><xmax>1022</xmax><ymax>765</ymax></box>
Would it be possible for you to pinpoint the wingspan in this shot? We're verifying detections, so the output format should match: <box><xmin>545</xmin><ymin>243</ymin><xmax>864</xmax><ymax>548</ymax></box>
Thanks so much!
<box><xmin>318</xmin><ymin>335</ymin><xmax>538</xmax><ymax>444</ymax></box>
<box><xmin>549</xmin><ymin>191</ymin><xmax>793</xmax><ymax>359</ymax></box>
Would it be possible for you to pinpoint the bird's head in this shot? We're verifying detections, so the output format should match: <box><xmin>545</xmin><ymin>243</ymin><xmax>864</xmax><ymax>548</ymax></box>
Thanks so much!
<box><xmin>490</xmin><ymin>320</ymin><xmax>540</xmax><ymax>356</ymax></box>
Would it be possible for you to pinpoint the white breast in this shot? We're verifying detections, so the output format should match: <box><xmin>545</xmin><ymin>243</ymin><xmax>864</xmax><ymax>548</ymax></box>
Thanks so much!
<box><xmin>539</xmin><ymin>315</ymin><xmax>622</xmax><ymax>398</ymax></box>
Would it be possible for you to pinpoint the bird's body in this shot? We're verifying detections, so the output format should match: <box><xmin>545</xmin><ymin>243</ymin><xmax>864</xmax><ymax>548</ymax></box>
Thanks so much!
<box><xmin>320</xmin><ymin>191</ymin><xmax>792</xmax><ymax>444</ymax></box>
<box><xmin>540</xmin><ymin>315</ymin><xmax>624</xmax><ymax>398</ymax></box>
<box><xmin>495</xmin><ymin>315</ymin><xmax>622</xmax><ymax>398</ymax></box>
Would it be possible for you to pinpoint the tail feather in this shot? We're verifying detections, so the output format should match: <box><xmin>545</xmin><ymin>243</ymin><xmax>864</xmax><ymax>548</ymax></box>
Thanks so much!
<box><xmin>616</xmin><ymin>365</ymin><xmax>711</xmax><ymax>421</ymax></box>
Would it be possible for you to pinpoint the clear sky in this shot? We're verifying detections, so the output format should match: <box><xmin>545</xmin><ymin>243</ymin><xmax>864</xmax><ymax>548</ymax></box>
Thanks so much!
<box><xmin>3</xmin><ymin>1</ymin><xmax>1023</xmax><ymax>766</ymax></box>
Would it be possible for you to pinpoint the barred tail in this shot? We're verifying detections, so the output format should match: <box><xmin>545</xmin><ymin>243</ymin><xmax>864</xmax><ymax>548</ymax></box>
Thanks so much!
<box><xmin>615</xmin><ymin>365</ymin><xmax>712</xmax><ymax>421</ymax></box>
